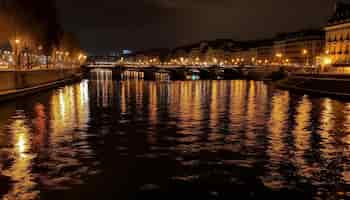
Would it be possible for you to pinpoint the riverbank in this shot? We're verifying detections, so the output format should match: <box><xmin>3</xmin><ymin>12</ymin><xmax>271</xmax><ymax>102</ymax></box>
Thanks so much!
<box><xmin>276</xmin><ymin>73</ymin><xmax>350</xmax><ymax>98</ymax></box>
<box><xmin>0</xmin><ymin>68</ymin><xmax>83</xmax><ymax>102</ymax></box>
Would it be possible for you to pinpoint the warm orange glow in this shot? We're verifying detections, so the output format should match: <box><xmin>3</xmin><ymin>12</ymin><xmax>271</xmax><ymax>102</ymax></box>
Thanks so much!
<box><xmin>322</xmin><ymin>56</ymin><xmax>332</xmax><ymax>66</ymax></box>
<box><xmin>293</xmin><ymin>96</ymin><xmax>313</xmax><ymax>177</ymax></box>
<box><xmin>302</xmin><ymin>49</ymin><xmax>308</xmax><ymax>55</ymax></box>
<box><xmin>3</xmin><ymin>117</ymin><xmax>37</xmax><ymax>199</ymax></box>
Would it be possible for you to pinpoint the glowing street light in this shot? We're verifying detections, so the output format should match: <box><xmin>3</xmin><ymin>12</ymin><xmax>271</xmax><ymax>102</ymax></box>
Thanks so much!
<box><xmin>322</xmin><ymin>56</ymin><xmax>332</xmax><ymax>66</ymax></box>
<box><xmin>14</xmin><ymin>39</ymin><xmax>21</xmax><ymax>68</ymax></box>
<box><xmin>275</xmin><ymin>53</ymin><xmax>283</xmax><ymax>65</ymax></box>
<box><xmin>180</xmin><ymin>57</ymin><xmax>184</xmax><ymax>63</ymax></box>
<box><xmin>302</xmin><ymin>49</ymin><xmax>308</xmax><ymax>55</ymax></box>
<box><xmin>302</xmin><ymin>49</ymin><xmax>309</xmax><ymax>66</ymax></box>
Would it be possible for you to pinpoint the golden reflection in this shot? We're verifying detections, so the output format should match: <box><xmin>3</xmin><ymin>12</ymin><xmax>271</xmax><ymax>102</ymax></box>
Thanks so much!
<box><xmin>51</xmin><ymin>81</ymin><xmax>90</xmax><ymax>134</ymax></box>
<box><xmin>209</xmin><ymin>81</ymin><xmax>219</xmax><ymax>134</ymax></box>
<box><xmin>59</xmin><ymin>90</ymin><xmax>66</xmax><ymax>119</ymax></box>
<box><xmin>192</xmin><ymin>81</ymin><xmax>202</xmax><ymax>130</ymax></box>
<box><xmin>3</xmin><ymin>115</ymin><xmax>38</xmax><ymax>199</ymax></box>
<box><xmin>168</xmin><ymin>82</ymin><xmax>181</xmax><ymax>118</ymax></box>
<box><xmin>264</xmin><ymin>91</ymin><xmax>290</xmax><ymax>189</ymax></box>
<box><xmin>95</xmin><ymin>69</ymin><xmax>114</xmax><ymax>107</ymax></box>
<box><xmin>344</xmin><ymin>103</ymin><xmax>350</xmax><ymax>145</ymax></box>
<box><xmin>51</xmin><ymin>87</ymin><xmax>73</xmax><ymax>134</ymax></box>
<box><xmin>245</xmin><ymin>81</ymin><xmax>257</xmax><ymax>147</ymax></box>
<box><xmin>120</xmin><ymin>81</ymin><xmax>127</xmax><ymax>114</ymax></box>
<box><xmin>177</xmin><ymin>81</ymin><xmax>194</xmax><ymax>133</ymax></box>
<box><xmin>319</xmin><ymin>98</ymin><xmax>335</xmax><ymax>161</ymax></box>
<box><xmin>145</xmin><ymin>82</ymin><xmax>159</xmax><ymax>145</ymax></box>
<box><xmin>148</xmin><ymin>82</ymin><xmax>158</xmax><ymax>126</ymax></box>
<box><xmin>169</xmin><ymin>81</ymin><xmax>203</xmax><ymax>152</ymax></box>
<box><xmin>342</xmin><ymin>102</ymin><xmax>350</xmax><ymax>183</ymax></box>
<box><xmin>0</xmin><ymin>80</ymin><xmax>91</xmax><ymax>199</ymax></box>
<box><xmin>227</xmin><ymin>80</ymin><xmax>247</xmax><ymax>145</ymax></box>
<box><xmin>135</xmin><ymin>80</ymin><xmax>144</xmax><ymax>110</ymax></box>
<box><xmin>81</xmin><ymin>80</ymin><xmax>89</xmax><ymax>104</ymax></box>
<box><xmin>293</xmin><ymin>95</ymin><xmax>312</xmax><ymax>177</ymax></box>
<box><xmin>75</xmin><ymin>80</ymin><xmax>90</xmax><ymax>127</ymax></box>
<box><xmin>17</xmin><ymin>135</ymin><xmax>26</xmax><ymax>156</ymax></box>
<box><xmin>208</xmin><ymin>81</ymin><xmax>227</xmax><ymax>142</ymax></box>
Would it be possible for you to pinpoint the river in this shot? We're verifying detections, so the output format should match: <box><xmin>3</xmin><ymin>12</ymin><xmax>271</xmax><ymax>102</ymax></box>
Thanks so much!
<box><xmin>0</xmin><ymin>69</ymin><xmax>350</xmax><ymax>199</ymax></box>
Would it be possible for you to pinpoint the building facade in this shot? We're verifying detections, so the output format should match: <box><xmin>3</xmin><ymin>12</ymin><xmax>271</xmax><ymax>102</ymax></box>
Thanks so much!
<box><xmin>273</xmin><ymin>30</ymin><xmax>324</xmax><ymax>66</ymax></box>
<box><xmin>255</xmin><ymin>40</ymin><xmax>274</xmax><ymax>65</ymax></box>
<box><xmin>231</xmin><ymin>48</ymin><xmax>257</xmax><ymax>65</ymax></box>
<box><xmin>325</xmin><ymin>2</ymin><xmax>350</xmax><ymax>66</ymax></box>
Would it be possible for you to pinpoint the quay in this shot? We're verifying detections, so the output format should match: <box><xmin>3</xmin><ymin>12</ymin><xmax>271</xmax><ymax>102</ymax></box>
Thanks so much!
<box><xmin>0</xmin><ymin>68</ymin><xmax>83</xmax><ymax>102</ymax></box>
<box><xmin>277</xmin><ymin>73</ymin><xmax>350</xmax><ymax>99</ymax></box>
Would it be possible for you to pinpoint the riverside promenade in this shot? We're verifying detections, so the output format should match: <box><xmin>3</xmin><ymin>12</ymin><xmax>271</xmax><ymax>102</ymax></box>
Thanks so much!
<box><xmin>0</xmin><ymin>67</ymin><xmax>83</xmax><ymax>102</ymax></box>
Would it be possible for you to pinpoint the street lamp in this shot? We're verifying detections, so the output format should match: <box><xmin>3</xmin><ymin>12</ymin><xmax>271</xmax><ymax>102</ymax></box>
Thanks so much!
<box><xmin>302</xmin><ymin>49</ymin><xmax>308</xmax><ymax>66</ymax></box>
<box><xmin>14</xmin><ymin>39</ymin><xmax>21</xmax><ymax>69</ymax></box>
<box><xmin>275</xmin><ymin>53</ymin><xmax>283</xmax><ymax>65</ymax></box>
<box><xmin>251</xmin><ymin>57</ymin><xmax>256</xmax><ymax>65</ymax></box>
<box><xmin>302</xmin><ymin>49</ymin><xmax>308</xmax><ymax>55</ymax></box>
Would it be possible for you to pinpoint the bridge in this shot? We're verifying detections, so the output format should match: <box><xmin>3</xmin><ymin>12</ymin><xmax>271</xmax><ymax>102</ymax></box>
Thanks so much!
<box><xmin>84</xmin><ymin>60</ymin><xmax>280</xmax><ymax>81</ymax></box>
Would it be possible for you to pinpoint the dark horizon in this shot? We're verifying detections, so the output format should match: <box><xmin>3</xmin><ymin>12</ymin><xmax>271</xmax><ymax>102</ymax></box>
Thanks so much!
<box><xmin>55</xmin><ymin>0</ymin><xmax>341</xmax><ymax>55</ymax></box>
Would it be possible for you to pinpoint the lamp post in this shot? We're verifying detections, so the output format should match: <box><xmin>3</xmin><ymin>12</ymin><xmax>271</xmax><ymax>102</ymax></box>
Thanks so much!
<box><xmin>302</xmin><ymin>49</ymin><xmax>308</xmax><ymax>66</ymax></box>
<box><xmin>276</xmin><ymin>53</ymin><xmax>283</xmax><ymax>65</ymax></box>
<box><xmin>65</xmin><ymin>51</ymin><xmax>70</xmax><ymax>67</ymax></box>
<box><xmin>14</xmin><ymin>39</ymin><xmax>21</xmax><ymax>69</ymax></box>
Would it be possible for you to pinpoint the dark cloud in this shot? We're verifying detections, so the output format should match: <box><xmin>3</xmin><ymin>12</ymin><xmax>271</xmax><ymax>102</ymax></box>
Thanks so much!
<box><xmin>56</xmin><ymin>0</ymin><xmax>338</xmax><ymax>54</ymax></box>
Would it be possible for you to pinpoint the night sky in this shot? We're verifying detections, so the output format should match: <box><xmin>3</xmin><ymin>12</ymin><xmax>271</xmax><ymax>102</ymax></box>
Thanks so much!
<box><xmin>56</xmin><ymin>0</ymin><xmax>338</xmax><ymax>55</ymax></box>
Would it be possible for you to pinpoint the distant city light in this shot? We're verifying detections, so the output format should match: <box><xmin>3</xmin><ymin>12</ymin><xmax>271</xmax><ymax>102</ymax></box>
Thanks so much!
<box><xmin>122</xmin><ymin>49</ymin><xmax>132</xmax><ymax>55</ymax></box>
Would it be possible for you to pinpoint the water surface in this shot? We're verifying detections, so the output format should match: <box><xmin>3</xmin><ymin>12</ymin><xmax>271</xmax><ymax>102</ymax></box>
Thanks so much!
<box><xmin>0</xmin><ymin>69</ymin><xmax>350</xmax><ymax>199</ymax></box>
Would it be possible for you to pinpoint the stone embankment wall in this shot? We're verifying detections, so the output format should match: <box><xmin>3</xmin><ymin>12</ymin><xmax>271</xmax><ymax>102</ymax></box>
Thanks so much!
<box><xmin>277</xmin><ymin>74</ymin><xmax>350</xmax><ymax>97</ymax></box>
<box><xmin>0</xmin><ymin>68</ymin><xmax>82</xmax><ymax>93</ymax></box>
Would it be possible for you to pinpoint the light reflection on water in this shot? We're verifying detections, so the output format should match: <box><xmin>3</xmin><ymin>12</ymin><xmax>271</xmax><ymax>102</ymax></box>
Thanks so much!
<box><xmin>1</xmin><ymin>69</ymin><xmax>350</xmax><ymax>198</ymax></box>
<box><xmin>0</xmin><ymin>80</ymin><xmax>93</xmax><ymax>200</ymax></box>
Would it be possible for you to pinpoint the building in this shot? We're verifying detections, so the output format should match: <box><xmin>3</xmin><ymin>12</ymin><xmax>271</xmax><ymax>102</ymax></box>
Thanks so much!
<box><xmin>273</xmin><ymin>30</ymin><xmax>325</xmax><ymax>66</ymax></box>
<box><xmin>256</xmin><ymin>40</ymin><xmax>274</xmax><ymax>65</ymax></box>
<box><xmin>125</xmin><ymin>48</ymin><xmax>169</xmax><ymax>64</ymax></box>
<box><xmin>325</xmin><ymin>1</ymin><xmax>350</xmax><ymax>66</ymax></box>
<box><xmin>231</xmin><ymin>47</ymin><xmax>257</xmax><ymax>65</ymax></box>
